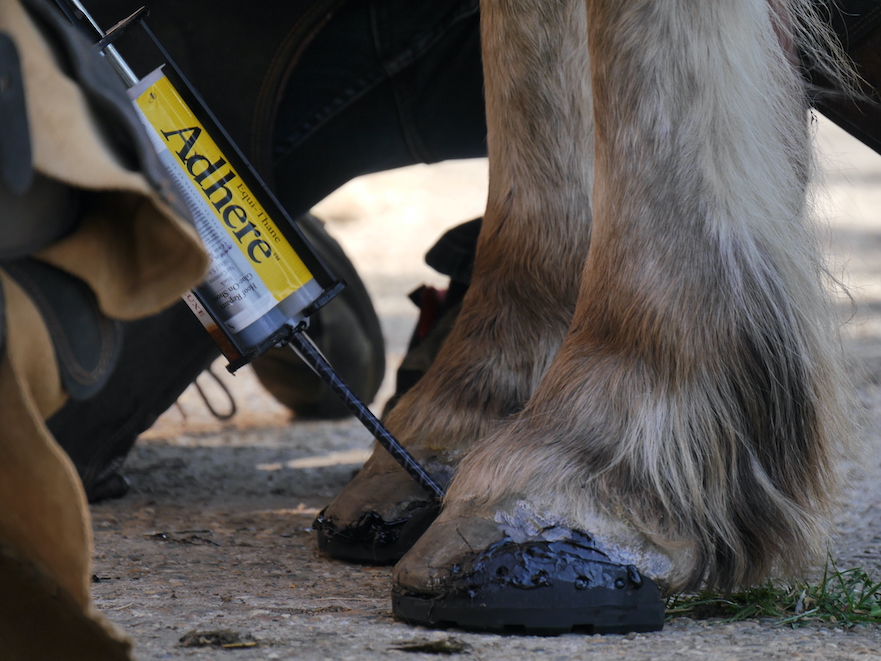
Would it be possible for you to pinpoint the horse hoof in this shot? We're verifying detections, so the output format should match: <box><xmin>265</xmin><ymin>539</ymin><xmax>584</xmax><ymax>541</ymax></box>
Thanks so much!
<box><xmin>314</xmin><ymin>503</ymin><xmax>439</xmax><ymax>565</ymax></box>
<box><xmin>392</xmin><ymin>518</ymin><xmax>665</xmax><ymax>635</ymax></box>
<box><xmin>314</xmin><ymin>452</ymin><xmax>452</xmax><ymax>564</ymax></box>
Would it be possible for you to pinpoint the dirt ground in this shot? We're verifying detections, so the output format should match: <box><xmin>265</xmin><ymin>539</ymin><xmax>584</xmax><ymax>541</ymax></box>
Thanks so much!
<box><xmin>92</xmin><ymin>115</ymin><xmax>881</xmax><ymax>660</ymax></box>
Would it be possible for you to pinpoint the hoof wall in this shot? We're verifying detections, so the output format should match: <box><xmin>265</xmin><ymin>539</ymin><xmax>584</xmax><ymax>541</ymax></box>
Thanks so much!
<box><xmin>314</xmin><ymin>502</ymin><xmax>440</xmax><ymax>565</ymax></box>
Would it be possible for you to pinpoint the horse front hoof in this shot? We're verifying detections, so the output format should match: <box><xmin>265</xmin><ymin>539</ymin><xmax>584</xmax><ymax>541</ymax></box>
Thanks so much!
<box><xmin>392</xmin><ymin>516</ymin><xmax>665</xmax><ymax>635</ymax></box>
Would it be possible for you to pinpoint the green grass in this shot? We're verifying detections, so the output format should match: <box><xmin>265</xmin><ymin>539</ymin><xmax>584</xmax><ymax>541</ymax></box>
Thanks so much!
<box><xmin>665</xmin><ymin>560</ymin><xmax>881</xmax><ymax>628</ymax></box>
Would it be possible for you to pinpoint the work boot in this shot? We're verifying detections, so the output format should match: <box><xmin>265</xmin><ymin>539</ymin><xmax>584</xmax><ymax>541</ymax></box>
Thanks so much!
<box><xmin>382</xmin><ymin>218</ymin><xmax>480</xmax><ymax>416</ymax></box>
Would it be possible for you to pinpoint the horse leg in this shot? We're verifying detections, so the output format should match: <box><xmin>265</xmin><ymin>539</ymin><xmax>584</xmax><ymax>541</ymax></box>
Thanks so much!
<box><xmin>393</xmin><ymin>0</ymin><xmax>851</xmax><ymax>630</ymax></box>
<box><xmin>316</xmin><ymin>0</ymin><xmax>595</xmax><ymax>563</ymax></box>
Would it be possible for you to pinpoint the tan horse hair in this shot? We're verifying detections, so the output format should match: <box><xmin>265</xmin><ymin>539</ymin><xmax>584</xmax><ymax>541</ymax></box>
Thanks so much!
<box><xmin>409</xmin><ymin>0</ymin><xmax>858</xmax><ymax>592</ymax></box>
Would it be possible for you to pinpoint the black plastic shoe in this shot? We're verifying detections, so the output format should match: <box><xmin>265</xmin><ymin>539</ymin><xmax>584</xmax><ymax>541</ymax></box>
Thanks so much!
<box><xmin>393</xmin><ymin>530</ymin><xmax>665</xmax><ymax>635</ymax></box>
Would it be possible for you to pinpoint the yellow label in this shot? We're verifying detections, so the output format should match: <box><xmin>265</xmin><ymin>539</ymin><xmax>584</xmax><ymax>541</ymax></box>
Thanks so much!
<box><xmin>134</xmin><ymin>75</ymin><xmax>313</xmax><ymax>301</ymax></box>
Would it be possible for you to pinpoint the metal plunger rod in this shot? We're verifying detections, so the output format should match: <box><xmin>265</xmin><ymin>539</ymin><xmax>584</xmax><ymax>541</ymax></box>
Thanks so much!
<box><xmin>287</xmin><ymin>330</ymin><xmax>445</xmax><ymax>500</ymax></box>
<box><xmin>66</xmin><ymin>0</ymin><xmax>139</xmax><ymax>85</ymax></box>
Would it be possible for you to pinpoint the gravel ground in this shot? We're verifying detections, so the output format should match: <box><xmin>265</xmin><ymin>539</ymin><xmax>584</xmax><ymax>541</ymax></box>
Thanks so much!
<box><xmin>92</xmin><ymin>115</ymin><xmax>881</xmax><ymax>660</ymax></box>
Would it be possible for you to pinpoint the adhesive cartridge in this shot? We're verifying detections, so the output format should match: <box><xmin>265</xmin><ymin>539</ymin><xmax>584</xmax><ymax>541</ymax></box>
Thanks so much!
<box><xmin>128</xmin><ymin>67</ymin><xmax>334</xmax><ymax>367</ymax></box>
<box><xmin>65</xmin><ymin>3</ymin><xmax>344</xmax><ymax>370</ymax></box>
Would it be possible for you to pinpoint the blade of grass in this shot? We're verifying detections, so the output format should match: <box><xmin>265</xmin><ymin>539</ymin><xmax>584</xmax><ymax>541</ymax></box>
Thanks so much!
<box><xmin>665</xmin><ymin>559</ymin><xmax>881</xmax><ymax>628</ymax></box>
